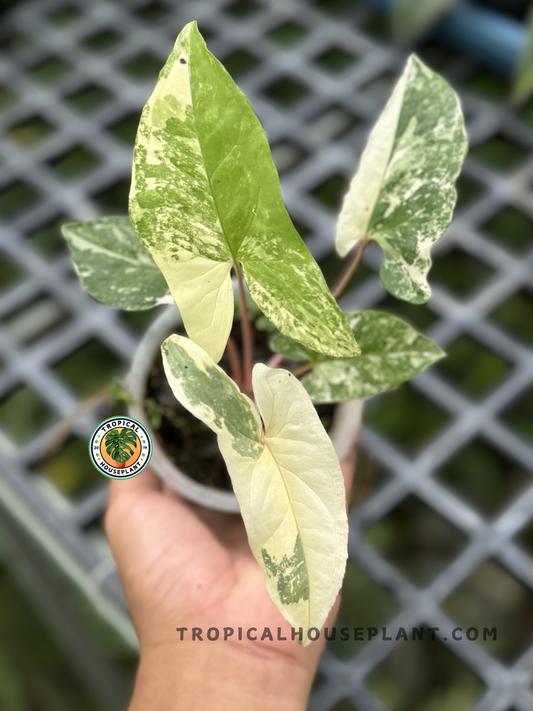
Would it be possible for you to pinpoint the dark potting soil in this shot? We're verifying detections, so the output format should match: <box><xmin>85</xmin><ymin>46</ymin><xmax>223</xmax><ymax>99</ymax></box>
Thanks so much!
<box><xmin>145</xmin><ymin>312</ymin><xmax>335</xmax><ymax>492</ymax></box>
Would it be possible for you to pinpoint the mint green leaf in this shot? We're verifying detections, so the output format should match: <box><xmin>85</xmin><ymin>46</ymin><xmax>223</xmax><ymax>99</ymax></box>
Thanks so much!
<box><xmin>270</xmin><ymin>310</ymin><xmax>445</xmax><ymax>403</ymax></box>
<box><xmin>336</xmin><ymin>55</ymin><xmax>467</xmax><ymax>304</ymax></box>
<box><xmin>61</xmin><ymin>217</ymin><xmax>169</xmax><ymax>310</ymax></box>
<box><xmin>391</xmin><ymin>0</ymin><xmax>460</xmax><ymax>44</ymax></box>
<box><xmin>130</xmin><ymin>21</ymin><xmax>359</xmax><ymax>362</ymax></box>
<box><xmin>513</xmin><ymin>9</ymin><xmax>533</xmax><ymax>105</ymax></box>
<box><xmin>161</xmin><ymin>335</ymin><xmax>348</xmax><ymax>643</ymax></box>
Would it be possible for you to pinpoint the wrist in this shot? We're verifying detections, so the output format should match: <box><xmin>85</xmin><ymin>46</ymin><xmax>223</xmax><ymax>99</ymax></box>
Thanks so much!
<box><xmin>129</xmin><ymin>642</ymin><xmax>313</xmax><ymax>711</ymax></box>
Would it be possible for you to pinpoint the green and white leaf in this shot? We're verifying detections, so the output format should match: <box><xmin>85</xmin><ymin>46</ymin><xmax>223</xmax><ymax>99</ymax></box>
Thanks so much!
<box><xmin>512</xmin><ymin>8</ymin><xmax>533</xmax><ymax>105</ymax></box>
<box><xmin>335</xmin><ymin>55</ymin><xmax>467</xmax><ymax>304</ymax></box>
<box><xmin>391</xmin><ymin>0</ymin><xmax>460</xmax><ymax>44</ymax></box>
<box><xmin>62</xmin><ymin>217</ymin><xmax>170</xmax><ymax>310</ymax></box>
<box><xmin>161</xmin><ymin>335</ymin><xmax>348</xmax><ymax>643</ymax></box>
<box><xmin>270</xmin><ymin>310</ymin><xmax>445</xmax><ymax>403</ymax></box>
<box><xmin>130</xmin><ymin>21</ymin><xmax>359</xmax><ymax>363</ymax></box>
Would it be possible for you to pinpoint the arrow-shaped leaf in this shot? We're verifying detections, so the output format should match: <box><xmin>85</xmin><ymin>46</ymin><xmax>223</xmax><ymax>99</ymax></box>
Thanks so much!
<box><xmin>131</xmin><ymin>21</ymin><xmax>359</xmax><ymax>363</ymax></box>
<box><xmin>62</xmin><ymin>217</ymin><xmax>169</xmax><ymax>310</ymax></box>
<box><xmin>336</xmin><ymin>55</ymin><xmax>467</xmax><ymax>304</ymax></box>
<box><xmin>161</xmin><ymin>334</ymin><xmax>348</xmax><ymax>643</ymax></box>
<box><xmin>270</xmin><ymin>310</ymin><xmax>445</xmax><ymax>403</ymax></box>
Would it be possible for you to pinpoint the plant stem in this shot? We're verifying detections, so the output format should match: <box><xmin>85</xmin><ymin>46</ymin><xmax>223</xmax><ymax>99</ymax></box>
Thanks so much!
<box><xmin>226</xmin><ymin>336</ymin><xmax>243</xmax><ymax>388</ymax></box>
<box><xmin>265</xmin><ymin>353</ymin><xmax>285</xmax><ymax>369</ymax></box>
<box><xmin>236</xmin><ymin>263</ymin><xmax>254</xmax><ymax>396</ymax></box>
<box><xmin>331</xmin><ymin>238</ymin><xmax>371</xmax><ymax>300</ymax></box>
<box><xmin>291</xmin><ymin>362</ymin><xmax>313</xmax><ymax>378</ymax></box>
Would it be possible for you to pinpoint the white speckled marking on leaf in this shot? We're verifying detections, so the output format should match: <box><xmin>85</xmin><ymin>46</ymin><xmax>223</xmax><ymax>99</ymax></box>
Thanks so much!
<box><xmin>130</xmin><ymin>22</ymin><xmax>359</xmax><ymax>361</ymax></box>
<box><xmin>269</xmin><ymin>310</ymin><xmax>445</xmax><ymax>403</ymax></box>
<box><xmin>61</xmin><ymin>217</ymin><xmax>169</xmax><ymax>310</ymax></box>
<box><xmin>335</xmin><ymin>55</ymin><xmax>467</xmax><ymax>304</ymax></box>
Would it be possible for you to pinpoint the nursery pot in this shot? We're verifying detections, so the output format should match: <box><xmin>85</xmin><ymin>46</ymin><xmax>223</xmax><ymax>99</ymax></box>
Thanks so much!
<box><xmin>127</xmin><ymin>306</ymin><xmax>363</xmax><ymax>513</ymax></box>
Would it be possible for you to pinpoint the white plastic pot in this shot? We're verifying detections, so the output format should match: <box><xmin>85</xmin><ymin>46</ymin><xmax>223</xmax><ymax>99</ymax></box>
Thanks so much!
<box><xmin>127</xmin><ymin>306</ymin><xmax>363</xmax><ymax>513</ymax></box>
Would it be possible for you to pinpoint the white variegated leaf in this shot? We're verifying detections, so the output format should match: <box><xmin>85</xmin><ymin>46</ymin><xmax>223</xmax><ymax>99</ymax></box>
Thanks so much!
<box><xmin>336</xmin><ymin>55</ymin><xmax>467</xmax><ymax>304</ymax></box>
<box><xmin>131</xmin><ymin>21</ymin><xmax>359</xmax><ymax>362</ymax></box>
<box><xmin>269</xmin><ymin>310</ymin><xmax>445</xmax><ymax>403</ymax></box>
<box><xmin>161</xmin><ymin>335</ymin><xmax>348</xmax><ymax>644</ymax></box>
<box><xmin>62</xmin><ymin>217</ymin><xmax>169</xmax><ymax>310</ymax></box>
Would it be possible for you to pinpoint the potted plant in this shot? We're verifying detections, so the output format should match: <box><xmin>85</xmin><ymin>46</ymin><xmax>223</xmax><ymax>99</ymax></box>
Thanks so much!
<box><xmin>61</xmin><ymin>21</ymin><xmax>467</xmax><ymax>644</ymax></box>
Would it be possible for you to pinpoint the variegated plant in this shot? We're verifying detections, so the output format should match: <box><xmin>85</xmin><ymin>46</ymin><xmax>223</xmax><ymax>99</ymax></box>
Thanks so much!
<box><xmin>62</xmin><ymin>22</ymin><xmax>467</xmax><ymax>644</ymax></box>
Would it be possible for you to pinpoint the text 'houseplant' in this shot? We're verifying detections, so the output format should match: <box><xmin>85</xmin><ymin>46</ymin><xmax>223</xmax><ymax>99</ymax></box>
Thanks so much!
<box><xmin>62</xmin><ymin>22</ymin><xmax>467</xmax><ymax>644</ymax></box>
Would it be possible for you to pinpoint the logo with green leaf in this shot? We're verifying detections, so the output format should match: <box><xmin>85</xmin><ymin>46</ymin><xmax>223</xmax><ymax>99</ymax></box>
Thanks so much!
<box><xmin>89</xmin><ymin>418</ymin><xmax>152</xmax><ymax>480</ymax></box>
<box><xmin>104</xmin><ymin>427</ymin><xmax>138</xmax><ymax>468</ymax></box>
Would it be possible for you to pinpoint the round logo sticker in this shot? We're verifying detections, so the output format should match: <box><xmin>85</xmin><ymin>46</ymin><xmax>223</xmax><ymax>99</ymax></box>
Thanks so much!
<box><xmin>89</xmin><ymin>417</ymin><xmax>152</xmax><ymax>480</ymax></box>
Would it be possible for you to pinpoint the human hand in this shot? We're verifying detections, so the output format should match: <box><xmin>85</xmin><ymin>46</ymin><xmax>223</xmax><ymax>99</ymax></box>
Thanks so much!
<box><xmin>104</xmin><ymin>438</ymin><xmax>358</xmax><ymax>711</ymax></box>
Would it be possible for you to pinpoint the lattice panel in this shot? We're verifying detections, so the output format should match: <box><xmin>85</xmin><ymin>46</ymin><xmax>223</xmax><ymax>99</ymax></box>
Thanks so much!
<box><xmin>1</xmin><ymin>1</ymin><xmax>533</xmax><ymax>710</ymax></box>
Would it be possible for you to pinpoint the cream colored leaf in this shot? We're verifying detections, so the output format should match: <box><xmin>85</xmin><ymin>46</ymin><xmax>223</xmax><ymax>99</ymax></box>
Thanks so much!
<box><xmin>157</xmin><ymin>256</ymin><xmax>234</xmax><ymax>363</ymax></box>
<box><xmin>161</xmin><ymin>337</ymin><xmax>348</xmax><ymax>645</ymax></box>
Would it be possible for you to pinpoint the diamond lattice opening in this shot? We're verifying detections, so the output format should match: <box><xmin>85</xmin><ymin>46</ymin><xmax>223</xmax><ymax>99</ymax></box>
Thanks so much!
<box><xmin>436</xmin><ymin>438</ymin><xmax>531</xmax><ymax>518</ymax></box>
<box><xmin>309</xmin><ymin>173</ymin><xmax>347</xmax><ymax>211</ymax></box>
<box><xmin>364</xmin><ymin>495</ymin><xmax>468</xmax><ymax>586</ymax></box>
<box><xmin>314</xmin><ymin>0</ymin><xmax>359</xmax><ymax>17</ymax></box>
<box><xmin>83</xmin><ymin>29</ymin><xmax>122</xmax><ymax>53</ymax></box>
<box><xmin>263</xmin><ymin>75</ymin><xmax>310</xmax><ymax>107</ymax></box>
<box><xmin>8</xmin><ymin>115</ymin><xmax>55</xmax><ymax>150</ymax></box>
<box><xmin>92</xmin><ymin>179</ymin><xmax>130</xmax><ymax>214</ymax></box>
<box><xmin>0</xmin><ymin>86</ymin><xmax>17</xmax><ymax>112</ymax></box>
<box><xmin>313</xmin><ymin>47</ymin><xmax>359</xmax><ymax>74</ymax></box>
<box><xmin>364</xmin><ymin>629</ymin><xmax>486</xmax><ymax>711</ymax></box>
<box><xmin>481</xmin><ymin>206</ymin><xmax>533</xmax><ymax>254</ymax></box>
<box><xmin>53</xmin><ymin>340</ymin><xmax>125</xmax><ymax>398</ymax></box>
<box><xmin>328</xmin><ymin>559</ymin><xmax>400</xmax><ymax>660</ymax></box>
<box><xmin>0</xmin><ymin>251</ymin><xmax>24</xmax><ymax>290</ymax></box>
<box><xmin>515</xmin><ymin>519</ymin><xmax>533</xmax><ymax>562</ymax></box>
<box><xmin>436</xmin><ymin>335</ymin><xmax>512</xmax><ymax>399</ymax></box>
<box><xmin>3</xmin><ymin>295</ymin><xmax>71</xmax><ymax>346</ymax></box>
<box><xmin>135</xmin><ymin>2</ymin><xmax>169</xmax><ymax>24</ymax></box>
<box><xmin>122</xmin><ymin>52</ymin><xmax>162</xmax><ymax>82</ymax></box>
<box><xmin>25</xmin><ymin>215</ymin><xmax>68</xmax><ymax>259</ymax></box>
<box><xmin>35</xmin><ymin>436</ymin><xmax>103</xmax><ymax>499</ymax></box>
<box><xmin>431</xmin><ymin>248</ymin><xmax>494</xmax><ymax>299</ymax></box>
<box><xmin>0</xmin><ymin>385</ymin><xmax>56</xmax><ymax>446</ymax></box>
<box><xmin>364</xmin><ymin>385</ymin><xmax>451</xmax><ymax>456</ymax></box>
<box><xmin>375</xmin><ymin>295</ymin><xmax>438</xmax><ymax>330</ymax></box>
<box><xmin>441</xmin><ymin>559</ymin><xmax>533</xmax><ymax>662</ymax></box>
<box><xmin>29</xmin><ymin>57</ymin><xmax>71</xmax><ymax>84</ymax></box>
<box><xmin>489</xmin><ymin>288</ymin><xmax>533</xmax><ymax>346</ymax></box>
<box><xmin>49</xmin><ymin>146</ymin><xmax>100</xmax><ymax>181</ymax></box>
<box><xmin>350</xmin><ymin>446</ymin><xmax>392</xmax><ymax>507</ymax></box>
<box><xmin>268</xmin><ymin>21</ymin><xmax>308</xmax><ymax>46</ymax></box>
<box><xmin>224</xmin><ymin>0</ymin><xmax>262</xmax><ymax>18</ymax></box>
<box><xmin>500</xmin><ymin>385</ymin><xmax>533</xmax><ymax>448</ymax></box>
<box><xmin>455</xmin><ymin>173</ymin><xmax>484</xmax><ymax>210</ymax></box>
<box><xmin>464</xmin><ymin>68</ymin><xmax>509</xmax><ymax>102</ymax></box>
<box><xmin>0</xmin><ymin>181</ymin><xmax>40</xmax><ymax>221</ymax></box>
<box><xmin>108</xmin><ymin>112</ymin><xmax>141</xmax><ymax>145</ymax></box>
<box><xmin>223</xmin><ymin>49</ymin><xmax>260</xmax><ymax>79</ymax></box>
<box><xmin>48</xmin><ymin>7</ymin><xmax>80</xmax><ymax>27</ymax></box>
<box><xmin>470</xmin><ymin>135</ymin><xmax>526</xmax><ymax>172</ymax></box>
<box><xmin>66</xmin><ymin>85</ymin><xmax>112</xmax><ymax>114</ymax></box>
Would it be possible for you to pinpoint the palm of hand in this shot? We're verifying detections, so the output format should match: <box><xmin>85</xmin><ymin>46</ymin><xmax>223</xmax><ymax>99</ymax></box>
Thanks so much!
<box><xmin>105</xmin><ymin>469</ymin><xmax>335</xmax><ymax>666</ymax></box>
